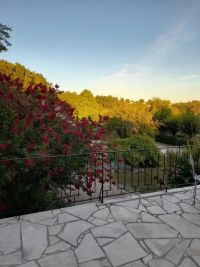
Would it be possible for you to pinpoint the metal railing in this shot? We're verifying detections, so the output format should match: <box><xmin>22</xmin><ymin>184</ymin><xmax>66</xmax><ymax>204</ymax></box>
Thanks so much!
<box><xmin>0</xmin><ymin>145</ymin><xmax>198</xmax><ymax>218</ymax></box>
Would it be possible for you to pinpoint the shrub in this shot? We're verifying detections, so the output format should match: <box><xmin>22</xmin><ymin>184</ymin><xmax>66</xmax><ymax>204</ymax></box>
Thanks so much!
<box><xmin>179</xmin><ymin>111</ymin><xmax>200</xmax><ymax>138</ymax></box>
<box><xmin>0</xmin><ymin>74</ymin><xmax>108</xmax><ymax>215</ymax></box>
<box><xmin>107</xmin><ymin>135</ymin><xmax>160</xmax><ymax>167</ymax></box>
<box><xmin>105</xmin><ymin>117</ymin><xmax>137</xmax><ymax>138</ymax></box>
<box><xmin>156</xmin><ymin>133</ymin><xmax>187</xmax><ymax>146</ymax></box>
<box><xmin>165</xmin><ymin>150</ymin><xmax>193</xmax><ymax>187</ymax></box>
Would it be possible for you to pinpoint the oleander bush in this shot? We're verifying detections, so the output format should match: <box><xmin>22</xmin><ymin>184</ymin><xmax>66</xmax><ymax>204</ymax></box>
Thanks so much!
<box><xmin>0</xmin><ymin>74</ymin><xmax>109</xmax><ymax>215</ymax></box>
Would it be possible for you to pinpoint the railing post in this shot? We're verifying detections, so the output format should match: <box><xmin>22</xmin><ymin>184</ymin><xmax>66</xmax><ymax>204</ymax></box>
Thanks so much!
<box><xmin>101</xmin><ymin>153</ymin><xmax>104</xmax><ymax>203</ymax></box>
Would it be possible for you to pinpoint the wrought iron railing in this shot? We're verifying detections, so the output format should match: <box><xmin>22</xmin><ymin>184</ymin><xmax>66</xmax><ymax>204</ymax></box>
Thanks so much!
<box><xmin>0</xmin><ymin>145</ymin><xmax>198</xmax><ymax>218</ymax></box>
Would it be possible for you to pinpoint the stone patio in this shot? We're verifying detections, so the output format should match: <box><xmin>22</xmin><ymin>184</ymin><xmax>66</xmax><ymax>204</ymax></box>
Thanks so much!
<box><xmin>0</xmin><ymin>186</ymin><xmax>200</xmax><ymax>267</ymax></box>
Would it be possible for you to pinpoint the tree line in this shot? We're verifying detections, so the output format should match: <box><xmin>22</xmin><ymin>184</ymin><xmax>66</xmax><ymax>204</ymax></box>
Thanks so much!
<box><xmin>1</xmin><ymin>60</ymin><xmax>200</xmax><ymax>143</ymax></box>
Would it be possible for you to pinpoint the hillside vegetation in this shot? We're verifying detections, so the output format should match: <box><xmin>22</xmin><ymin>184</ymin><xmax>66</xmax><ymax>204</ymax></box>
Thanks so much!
<box><xmin>1</xmin><ymin>60</ymin><xmax>200</xmax><ymax>144</ymax></box>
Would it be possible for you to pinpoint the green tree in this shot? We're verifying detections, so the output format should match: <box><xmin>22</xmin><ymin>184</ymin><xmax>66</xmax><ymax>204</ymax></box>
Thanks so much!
<box><xmin>153</xmin><ymin>106</ymin><xmax>172</xmax><ymax>131</ymax></box>
<box><xmin>0</xmin><ymin>23</ymin><xmax>12</xmax><ymax>52</ymax></box>
<box><xmin>179</xmin><ymin>111</ymin><xmax>200</xmax><ymax>138</ymax></box>
<box><xmin>105</xmin><ymin>117</ymin><xmax>137</xmax><ymax>138</ymax></box>
<box><xmin>165</xmin><ymin>116</ymin><xmax>180</xmax><ymax>136</ymax></box>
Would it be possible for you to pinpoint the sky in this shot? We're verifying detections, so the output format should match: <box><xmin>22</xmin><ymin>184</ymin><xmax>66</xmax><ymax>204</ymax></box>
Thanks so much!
<box><xmin>0</xmin><ymin>0</ymin><xmax>200</xmax><ymax>102</ymax></box>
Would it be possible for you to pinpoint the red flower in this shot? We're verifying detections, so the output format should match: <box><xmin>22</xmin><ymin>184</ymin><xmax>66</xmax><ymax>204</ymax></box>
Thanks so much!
<box><xmin>25</xmin><ymin>115</ymin><xmax>33</xmax><ymax>127</ymax></box>
<box><xmin>96</xmin><ymin>169</ymin><xmax>102</xmax><ymax>175</ymax></box>
<box><xmin>6</xmin><ymin>92</ymin><xmax>14</xmax><ymax>101</ymax></box>
<box><xmin>46</xmin><ymin>112</ymin><xmax>56</xmax><ymax>120</ymax></box>
<box><xmin>63</xmin><ymin>144</ymin><xmax>70</xmax><ymax>154</ymax></box>
<box><xmin>75</xmin><ymin>184</ymin><xmax>80</xmax><ymax>189</ymax></box>
<box><xmin>71</xmin><ymin>130</ymin><xmax>83</xmax><ymax>139</ymax></box>
<box><xmin>103</xmin><ymin>115</ymin><xmax>109</xmax><ymax>122</ymax></box>
<box><xmin>62</xmin><ymin>121</ymin><xmax>68</xmax><ymax>131</ymax></box>
<box><xmin>41</xmin><ymin>135</ymin><xmax>50</xmax><ymax>145</ymax></box>
<box><xmin>0</xmin><ymin>89</ymin><xmax>4</xmax><ymax>96</ymax></box>
<box><xmin>36</xmin><ymin>113</ymin><xmax>43</xmax><ymax>124</ymax></box>
<box><xmin>37</xmin><ymin>94</ymin><xmax>46</xmax><ymax>100</ymax></box>
<box><xmin>0</xmin><ymin>143</ymin><xmax>8</xmax><ymax>151</ymax></box>
<box><xmin>24</xmin><ymin>159</ymin><xmax>35</xmax><ymax>168</ymax></box>
<box><xmin>26</xmin><ymin>141</ymin><xmax>36</xmax><ymax>152</ymax></box>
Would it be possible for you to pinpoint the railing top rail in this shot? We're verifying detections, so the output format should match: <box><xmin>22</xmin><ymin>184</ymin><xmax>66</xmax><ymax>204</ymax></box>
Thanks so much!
<box><xmin>0</xmin><ymin>144</ymin><xmax>197</xmax><ymax>162</ymax></box>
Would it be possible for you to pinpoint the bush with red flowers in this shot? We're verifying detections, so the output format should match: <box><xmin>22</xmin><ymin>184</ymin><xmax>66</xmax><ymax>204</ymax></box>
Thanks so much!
<box><xmin>0</xmin><ymin>74</ymin><xmax>108</xmax><ymax>216</ymax></box>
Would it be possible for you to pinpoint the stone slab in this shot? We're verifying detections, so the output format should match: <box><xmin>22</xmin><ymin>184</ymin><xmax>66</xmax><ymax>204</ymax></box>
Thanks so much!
<box><xmin>146</xmin><ymin>205</ymin><xmax>166</xmax><ymax>215</ymax></box>
<box><xmin>38</xmin><ymin>250</ymin><xmax>78</xmax><ymax>267</ymax></box>
<box><xmin>21</xmin><ymin>210</ymin><xmax>54</xmax><ymax>222</ymax></box>
<box><xmin>179</xmin><ymin>203</ymin><xmax>200</xmax><ymax>213</ymax></box>
<box><xmin>144</xmin><ymin>238</ymin><xmax>180</xmax><ymax>257</ymax></box>
<box><xmin>187</xmin><ymin>239</ymin><xmax>200</xmax><ymax>256</ymax></box>
<box><xmin>165</xmin><ymin>239</ymin><xmax>191</xmax><ymax>264</ymax></box>
<box><xmin>91</xmin><ymin>221</ymin><xmax>127</xmax><ymax>238</ymax></box>
<box><xmin>92</xmin><ymin>208</ymin><xmax>110</xmax><ymax>219</ymax></box>
<box><xmin>45</xmin><ymin>241</ymin><xmax>71</xmax><ymax>254</ymax></box>
<box><xmin>61</xmin><ymin>203</ymin><xmax>98</xmax><ymax>220</ymax></box>
<box><xmin>17</xmin><ymin>261</ymin><xmax>38</xmax><ymax>267</ymax></box>
<box><xmin>58</xmin><ymin>220</ymin><xmax>93</xmax><ymax>246</ymax></box>
<box><xmin>103</xmin><ymin>232</ymin><xmax>147</xmax><ymax>267</ymax></box>
<box><xmin>127</xmin><ymin>223</ymin><xmax>178</xmax><ymax>238</ymax></box>
<box><xmin>141</xmin><ymin>212</ymin><xmax>161</xmax><ymax>223</ymax></box>
<box><xmin>0</xmin><ymin>223</ymin><xmax>20</xmax><ymax>254</ymax></box>
<box><xmin>179</xmin><ymin>257</ymin><xmax>198</xmax><ymax>267</ymax></box>
<box><xmin>159</xmin><ymin>214</ymin><xmax>200</xmax><ymax>238</ymax></box>
<box><xmin>48</xmin><ymin>224</ymin><xmax>63</xmax><ymax>235</ymax></box>
<box><xmin>110</xmin><ymin>205</ymin><xmax>139</xmax><ymax>222</ymax></box>
<box><xmin>0</xmin><ymin>251</ymin><xmax>22</xmax><ymax>265</ymax></box>
<box><xmin>149</xmin><ymin>259</ymin><xmax>175</xmax><ymax>267</ymax></box>
<box><xmin>79</xmin><ymin>260</ymin><xmax>102</xmax><ymax>267</ymax></box>
<box><xmin>22</xmin><ymin>222</ymin><xmax>48</xmax><ymax>261</ymax></box>
<box><xmin>58</xmin><ymin>212</ymin><xmax>79</xmax><ymax>224</ymax></box>
<box><xmin>75</xmin><ymin>233</ymin><xmax>104</xmax><ymax>263</ymax></box>
<box><xmin>182</xmin><ymin>213</ymin><xmax>200</xmax><ymax>227</ymax></box>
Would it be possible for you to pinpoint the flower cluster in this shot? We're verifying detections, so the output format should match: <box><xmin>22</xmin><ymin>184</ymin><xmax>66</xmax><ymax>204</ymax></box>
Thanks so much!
<box><xmin>0</xmin><ymin>74</ymin><xmax>110</xmax><ymax>215</ymax></box>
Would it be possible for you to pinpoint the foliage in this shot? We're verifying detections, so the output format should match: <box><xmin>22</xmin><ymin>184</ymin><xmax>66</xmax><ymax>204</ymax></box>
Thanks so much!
<box><xmin>165</xmin><ymin>116</ymin><xmax>180</xmax><ymax>136</ymax></box>
<box><xmin>105</xmin><ymin>117</ymin><xmax>137</xmax><ymax>138</ymax></box>
<box><xmin>60</xmin><ymin>89</ymin><xmax>102</xmax><ymax>120</ymax></box>
<box><xmin>0</xmin><ymin>23</ymin><xmax>12</xmax><ymax>52</ymax></box>
<box><xmin>0</xmin><ymin>60</ymin><xmax>50</xmax><ymax>89</ymax></box>
<box><xmin>179</xmin><ymin>111</ymin><xmax>200</xmax><ymax>138</ymax></box>
<box><xmin>190</xmin><ymin>136</ymin><xmax>200</xmax><ymax>174</ymax></box>
<box><xmin>153</xmin><ymin>106</ymin><xmax>172</xmax><ymax>131</ymax></box>
<box><xmin>3</xmin><ymin>60</ymin><xmax>200</xmax><ymax>143</ymax></box>
<box><xmin>0</xmin><ymin>74</ymin><xmax>108</xmax><ymax>215</ymax></box>
<box><xmin>166</xmin><ymin>150</ymin><xmax>193</xmax><ymax>187</ymax></box>
<box><xmin>107</xmin><ymin>135</ymin><xmax>160</xmax><ymax>167</ymax></box>
<box><xmin>156</xmin><ymin>133</ymin><xmax>187</xmax><ymax>146</ymax></box>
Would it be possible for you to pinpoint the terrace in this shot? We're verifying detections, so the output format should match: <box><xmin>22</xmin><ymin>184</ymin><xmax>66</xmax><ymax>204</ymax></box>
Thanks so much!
<box><xmin>1</xmin><ymin>146</ymin><xmax>200</xmax><ymax>266</ymax></box>
<box><xmin>0</xmin><ymin>186</ymin><xmax>200</xmax><ymax>267</ymax></box>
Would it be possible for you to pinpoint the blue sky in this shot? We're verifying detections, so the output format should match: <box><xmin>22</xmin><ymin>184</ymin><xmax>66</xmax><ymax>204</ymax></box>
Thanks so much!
<box><xmin>1</xmin><ymin>0</ymin><xmax>200</xmax><ymax>102</ymax></box>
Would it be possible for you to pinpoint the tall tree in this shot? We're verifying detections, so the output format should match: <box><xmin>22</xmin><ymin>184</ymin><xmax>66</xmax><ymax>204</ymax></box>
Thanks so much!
<box><xmin>0</xmin><ymin>23</ymin><xmax>12</xmax><ymax>52</ymax></box>
<box><xmin>179</xmin><ymin>112</ymin><xmax>200</xmax><ymax>138</ymax></box>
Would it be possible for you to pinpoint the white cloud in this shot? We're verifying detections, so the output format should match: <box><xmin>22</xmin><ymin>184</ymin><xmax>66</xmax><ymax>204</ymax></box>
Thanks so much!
<box><xmin>170</xmin><ymin>74</ymin><xmax>200</xmax><ymax>82</ymax></box>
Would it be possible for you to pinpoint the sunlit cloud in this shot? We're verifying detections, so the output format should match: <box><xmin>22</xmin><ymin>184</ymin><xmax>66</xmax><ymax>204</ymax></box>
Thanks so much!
<box><xmin>170</xmin><ymin>74</ymin><xmax>200</xmax><ymax>82</ymax></box>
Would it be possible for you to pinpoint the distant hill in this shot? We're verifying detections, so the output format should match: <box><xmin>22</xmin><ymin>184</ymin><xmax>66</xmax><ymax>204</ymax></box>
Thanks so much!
<box><xmin>0</xmin><ymin>60</ymin><xmax>51</xmax><ymax>88</ymax></box>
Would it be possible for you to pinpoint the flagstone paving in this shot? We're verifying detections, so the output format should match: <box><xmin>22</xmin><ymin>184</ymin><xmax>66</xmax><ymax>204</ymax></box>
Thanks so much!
<box><xmin>0</xmin><ymin>187</ymin><xmax>200</xmax><ymax>266</ymax></box>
